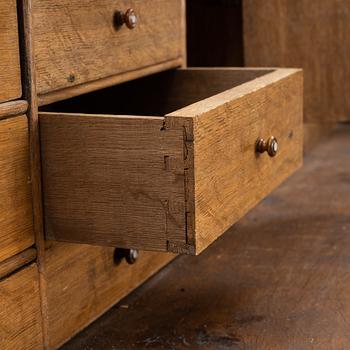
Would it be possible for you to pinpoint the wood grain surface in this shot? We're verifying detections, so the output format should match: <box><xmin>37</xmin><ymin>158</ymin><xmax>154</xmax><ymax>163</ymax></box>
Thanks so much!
<box><xmin>44</xmin><ymin>242</ymin><xmax>174</xmax><ymax>349</ymax></box>
<box><xmin>0</xmin><ymin>100</ymin><xmax>28</xmax><ymax>120</ymax></box>
<box><xmin>61</xmin><ymin>125</ymin><xmax>350</xmax><ymax>350</ymax></box>
<box><xmin>0</xmin><ymin>115</ymin><xmax>34</xmax><ymax>263</ymax></box>
<box><xmin>0</xmin><ymin>248</ymin><xmax>36</xmax><ymax>280</ymax></box>
<box><xmin>0</xmin><ymin>264</ymin><xmax>43</xmax><ymax>350</ymax></box>
<box><xmin>0</xmin><ymin>0</ymin><xmax>22</xmax><ymax>102</ymax></box>
<box><xmin>40</xmin><ymin>114</ymin><xmax>186</xmax><ymax>251</ymax></box>
<box><xmin>243</xmin><ymin>0</ymin><xmax>350</xmax><ymax>122</ymax></box>
<box><xmin>40</xmin><ymin>68</ymin><xmax>302</xmax><ymax>255</ymax></box>
<box><xmin>33</xmin><ymin>0</ymin><xmax>184</xmax><ymax>95</ymax></box>
<box><xmin>167</xmin><ymin>68</ymin><xmax>303</xmax><ymax>254</ymax></box>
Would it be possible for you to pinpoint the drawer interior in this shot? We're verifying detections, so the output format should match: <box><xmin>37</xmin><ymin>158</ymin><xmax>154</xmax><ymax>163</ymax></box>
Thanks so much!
<box><xmin>40</xmin><ymin>68</ymin><xmax>274</xmax><ymax>116</ymax></box>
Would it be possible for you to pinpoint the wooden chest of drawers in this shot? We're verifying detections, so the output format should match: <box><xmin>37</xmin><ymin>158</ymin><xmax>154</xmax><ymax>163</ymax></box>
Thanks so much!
<box><xmin>0</xmin><ymin>1</ymin><xmax>308</xmax><ymax>349</ymax></box>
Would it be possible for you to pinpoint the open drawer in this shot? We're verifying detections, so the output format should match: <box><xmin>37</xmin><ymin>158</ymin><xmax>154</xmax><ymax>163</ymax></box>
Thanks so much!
<box><xmin>39</xmin><ymin>68</ymin><xmax>303</xmax><ymax>255</ymax></box>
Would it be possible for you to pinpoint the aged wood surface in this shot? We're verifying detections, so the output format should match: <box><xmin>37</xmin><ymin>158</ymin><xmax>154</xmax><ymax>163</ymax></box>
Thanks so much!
<box><xmin>0</xmin><ymin>264</ymin><xmax>43</xmax><ymax>350</ymax></box>
<box><xmin>37</xmin><ymin>58</ymin><xmax>183</xmax><ymax>106</ymax></box>
<box><xmin>33</xmin><ymin>0</ymin><xmax>184</xmax><ymax>95</ymax></box>
<box><xmin>21</xmin><ymin>0</ymin><xmax>50</xmax><ymax>346</ymax></box>
<box><xmin>40</xmin><ymin>68</ymin><xmax>302</xmax><ymax>254</ymax></box>
<box><xmin>44</xmin><ymin>242</ymin><xmax>174</xmax><ymax>349</ymax></box>
<box><xmin>243</xmin><ymin>0</ymin><xmax>350</xmax><ymax>122</ymax></box>
<box><xmin>40</xmin><ymin>114</ymin><xmax>186</xmax><ymax>251</ymax></box>
<box><xmin>62</xmin><ymin>125</ymin><xmax>350</xmax><ymax>350</ymax></box>
<box><xmin>167</xmin><ymin>68</ymin><xmax>303</xmax><ymax>253</ymax></box>
<box><xmin>0</xmin><ymin>115</ymin><xmax>34</xmax><ymax>263</ymax></box>
<box><xmin>0</xmin><ymin>248</ymin><xmax>36</xmax><ymax>279</ymax></box>
<box><xmin>0</xmin><ymin>100</ymin><xmax>28</xmax><ymax>120</ymax></box>
<box><xmin>0</xmin><ymin>0</ymin><xmax>21</xmax><ymax>103</ymax></box>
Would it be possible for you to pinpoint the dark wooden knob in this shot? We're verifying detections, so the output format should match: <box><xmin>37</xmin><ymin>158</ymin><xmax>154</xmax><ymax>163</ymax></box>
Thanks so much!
<box><xmin>256</xmin><ymin>136</ymin><xmax>278</xmax><ymax>157</ymax></box>
<box><xmin>114</xmin><ymin>8</ymin><xmax>138</xmax><ymax>29</ymax></box>
<box><xmin>114</xmin><ymin>248</ymin><xmax>139</xmax><ymax>265</ymax></box>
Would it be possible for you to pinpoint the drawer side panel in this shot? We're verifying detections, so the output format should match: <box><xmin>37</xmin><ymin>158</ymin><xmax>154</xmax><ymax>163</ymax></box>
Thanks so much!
<box><xmin>40</xmin><ymin>113</ymin><xmax>187</xmax><ymax>251</ymax></box>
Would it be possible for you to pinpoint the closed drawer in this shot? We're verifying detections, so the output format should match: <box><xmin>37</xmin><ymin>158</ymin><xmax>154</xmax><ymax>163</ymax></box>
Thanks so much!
<box><xmin>40</xmin><ymin>68</ymin><xmax>303</xmax><ymax>255</ymax></box>
<box><xmin>33</xmin><ymin>0</ymin><xmax>185</xmax><ymax>96</ymax></box>
<box><xmin>0</xmin><ymin>0</ymin><xmax>22</xmax><ymax>102</ymax></box>
<box><xmin>44</xmin><ymin>242</ymin><xmax>174</xmax><ymax>349</ymax></box>
<box><xmin>0</xmin><ymin>116</ymin><xmax>34</xmax><ymax>263</ymax></box>
<box><xmin>0</xmin><ymin>263</ymin><xmax>43</xmax><ymax>350</ymax></box>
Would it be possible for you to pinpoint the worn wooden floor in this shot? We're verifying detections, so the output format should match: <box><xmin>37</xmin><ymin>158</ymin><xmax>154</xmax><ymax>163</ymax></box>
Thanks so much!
<box><xmin>62</xmin><ymin>125</ymin><xmax>350</xmax><ymax>350</ymax></box>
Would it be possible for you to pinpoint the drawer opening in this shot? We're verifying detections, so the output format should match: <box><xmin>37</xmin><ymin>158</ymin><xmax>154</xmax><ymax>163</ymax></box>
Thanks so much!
<box><xmin>40</xmin><ymin>68</ymin><xmax>274</xmax><ymax>116</ymax></box>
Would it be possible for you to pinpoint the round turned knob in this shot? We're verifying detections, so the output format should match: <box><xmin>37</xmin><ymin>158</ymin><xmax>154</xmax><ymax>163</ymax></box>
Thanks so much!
<box><xmin>114</xmin><ymin>8</ymin><xmax>138</xmax><ymax>29</ymax></box>
<box><xmin>256</xmin><ymin>136</ymin><xmax>278</xmax><ymax>157</ymax></box>
<box><xmin>113</xmin><ymin>248</ymin><xmax>139</xmax><ymax>265</ymax></box>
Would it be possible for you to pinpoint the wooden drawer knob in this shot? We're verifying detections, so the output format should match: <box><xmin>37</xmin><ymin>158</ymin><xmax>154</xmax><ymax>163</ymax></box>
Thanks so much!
<box><xmin>256</xmin><ymin>136</ymin><xmax>278</xmax><ymax>157</ymax></box>
<box><xmin>114</xmin><ymin>8</ymin><xmax>138</xmax><ymax>29</ymax></box>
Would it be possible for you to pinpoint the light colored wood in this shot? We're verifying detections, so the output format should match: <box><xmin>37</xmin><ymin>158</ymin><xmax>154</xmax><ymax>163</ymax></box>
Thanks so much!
<box><xmin>0</xmin><ymin>263</ymin><xmax>43</xmax><ymax>350</ymax></box>
<box><xmin>167</xmin><ymin>68</ymin><xmax>303</xmax><ymax>253</ymax></box>
<box><xmin>0</xmin><ymin>101</ymin><xmax>28</xmax><ymax>120</ymax></box>
<box><xmin>0</xmin><ymin>248</ymin><xmax>36</xmax><ymax>279</ymax></box>
<box><xmin>40</xmin><ymin>114</ymin><xmax>186</xmax><ymax>251</ymax></box>
<box><xmin>38</xmin><ymin>58</ymin><xmax>183</xmax><ymax>106</ymax></box>
<box><xmin>40</xmin><ymin>68</ymin><xmax>303</xmax><ymax>255</ymax></box>
<box><xmin>44</xmin><ymin>242</ymin><xmax>174</xmax><ymax>349</ymax></box>
<box><xmin>0</xmin><ymin>0</ymin><xmax>22</xmax><ymax>103</ymax></box>
<box><xmin>33</xmin><ymin>0</ymin><xmax>185</xmax><ymax>96</ymax></box>
<box><xmin>243</xmin><ymin>0</ymin><xmax>350</xmax><ymax>122</ymax></box>
<box><xmin>0</xmin><ymin>116</ymin><xmax>34</xmax><ymax>263</ymax></box>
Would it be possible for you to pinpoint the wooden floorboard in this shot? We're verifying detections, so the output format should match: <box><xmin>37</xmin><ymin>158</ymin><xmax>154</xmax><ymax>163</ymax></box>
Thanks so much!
<box><xmin>61</xmin><ymin>124</ymin><xmax>350</xmax><ymax>350</ymax></box>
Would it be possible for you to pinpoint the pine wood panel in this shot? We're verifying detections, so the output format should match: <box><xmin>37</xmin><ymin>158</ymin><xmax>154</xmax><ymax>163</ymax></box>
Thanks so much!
<box><xmin>40</xmin><ymin>68</ymin><xmax>303</xmax><ymax>255</ymax></box>
<box><xmin>32</xmin><ymin>0</ymin><xmax>185</xmax><ymax>96</ymax></box>
<box><xmin>243</xmin><ymin>0</ymin><xmax>350</xmax><ymax>122</ymax></box>
<box><xmin>44</xmin><ymin>242</ymin><xmax>174</xmax><ymax>349</ymax></box>
<box><xmin>0</xmin><ymin>264</ymin><xmax>43</xmax><ymax>350</ymax></box>
<box><xmin>0</xmin><ymin>116</ymin><xmax>34</xmax><ymax>263</ymax></box>
<box><xmin>0</xmin><ymin>0</ymin><xmax>21</xmax><ymax>103</ymax></box>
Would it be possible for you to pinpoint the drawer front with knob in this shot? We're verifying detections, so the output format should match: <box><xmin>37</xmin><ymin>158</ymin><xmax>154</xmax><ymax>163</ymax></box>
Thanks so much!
<box><xmin>43</xmin><ymin>242</ymin><xmax>174</xmax><ymax>349</ymax></box>
<box><xmin>32</xmin><ymin>0</ymin><xmax>185</xmax><ymax>96</ymax></box>
<box><xmin>40</xmin><ymin>67</ymin><xmax>303</xmax><ymax>255</ymax></box>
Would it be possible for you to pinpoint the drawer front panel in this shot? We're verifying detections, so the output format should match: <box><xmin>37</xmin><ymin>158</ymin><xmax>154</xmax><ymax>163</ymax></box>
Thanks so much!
<box><xmin>0</xmin><ymin>116</ymin><xmax>34</xmax><ymax>263</ymax></box>
<box><xmin>40</xmin><ymin>68</ymin><xmax>303</xmax><ymax>255</ymax></box>
<box><xmin>168</xmin><ymin>69</ymin><xmax>303</xmax><ymax>253</ymax></box>
<box><xmin>33</xmin><ymin>0</ymin><xmax>185</xmax><ymax>95</ymax></box>
<box><xmin>44</xmin><ymin>242</ymin><xmax>174</xmax><ymax>349</ymax></box>
<box><xmin>0</xmin><ymin>264</ymin><xmax>43</xmax><ymax>350</ymax></box>
<box><xmin>0</xmin><ymin>0</ymin><xmax>22</xmax><ymax>102</ymax></box>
